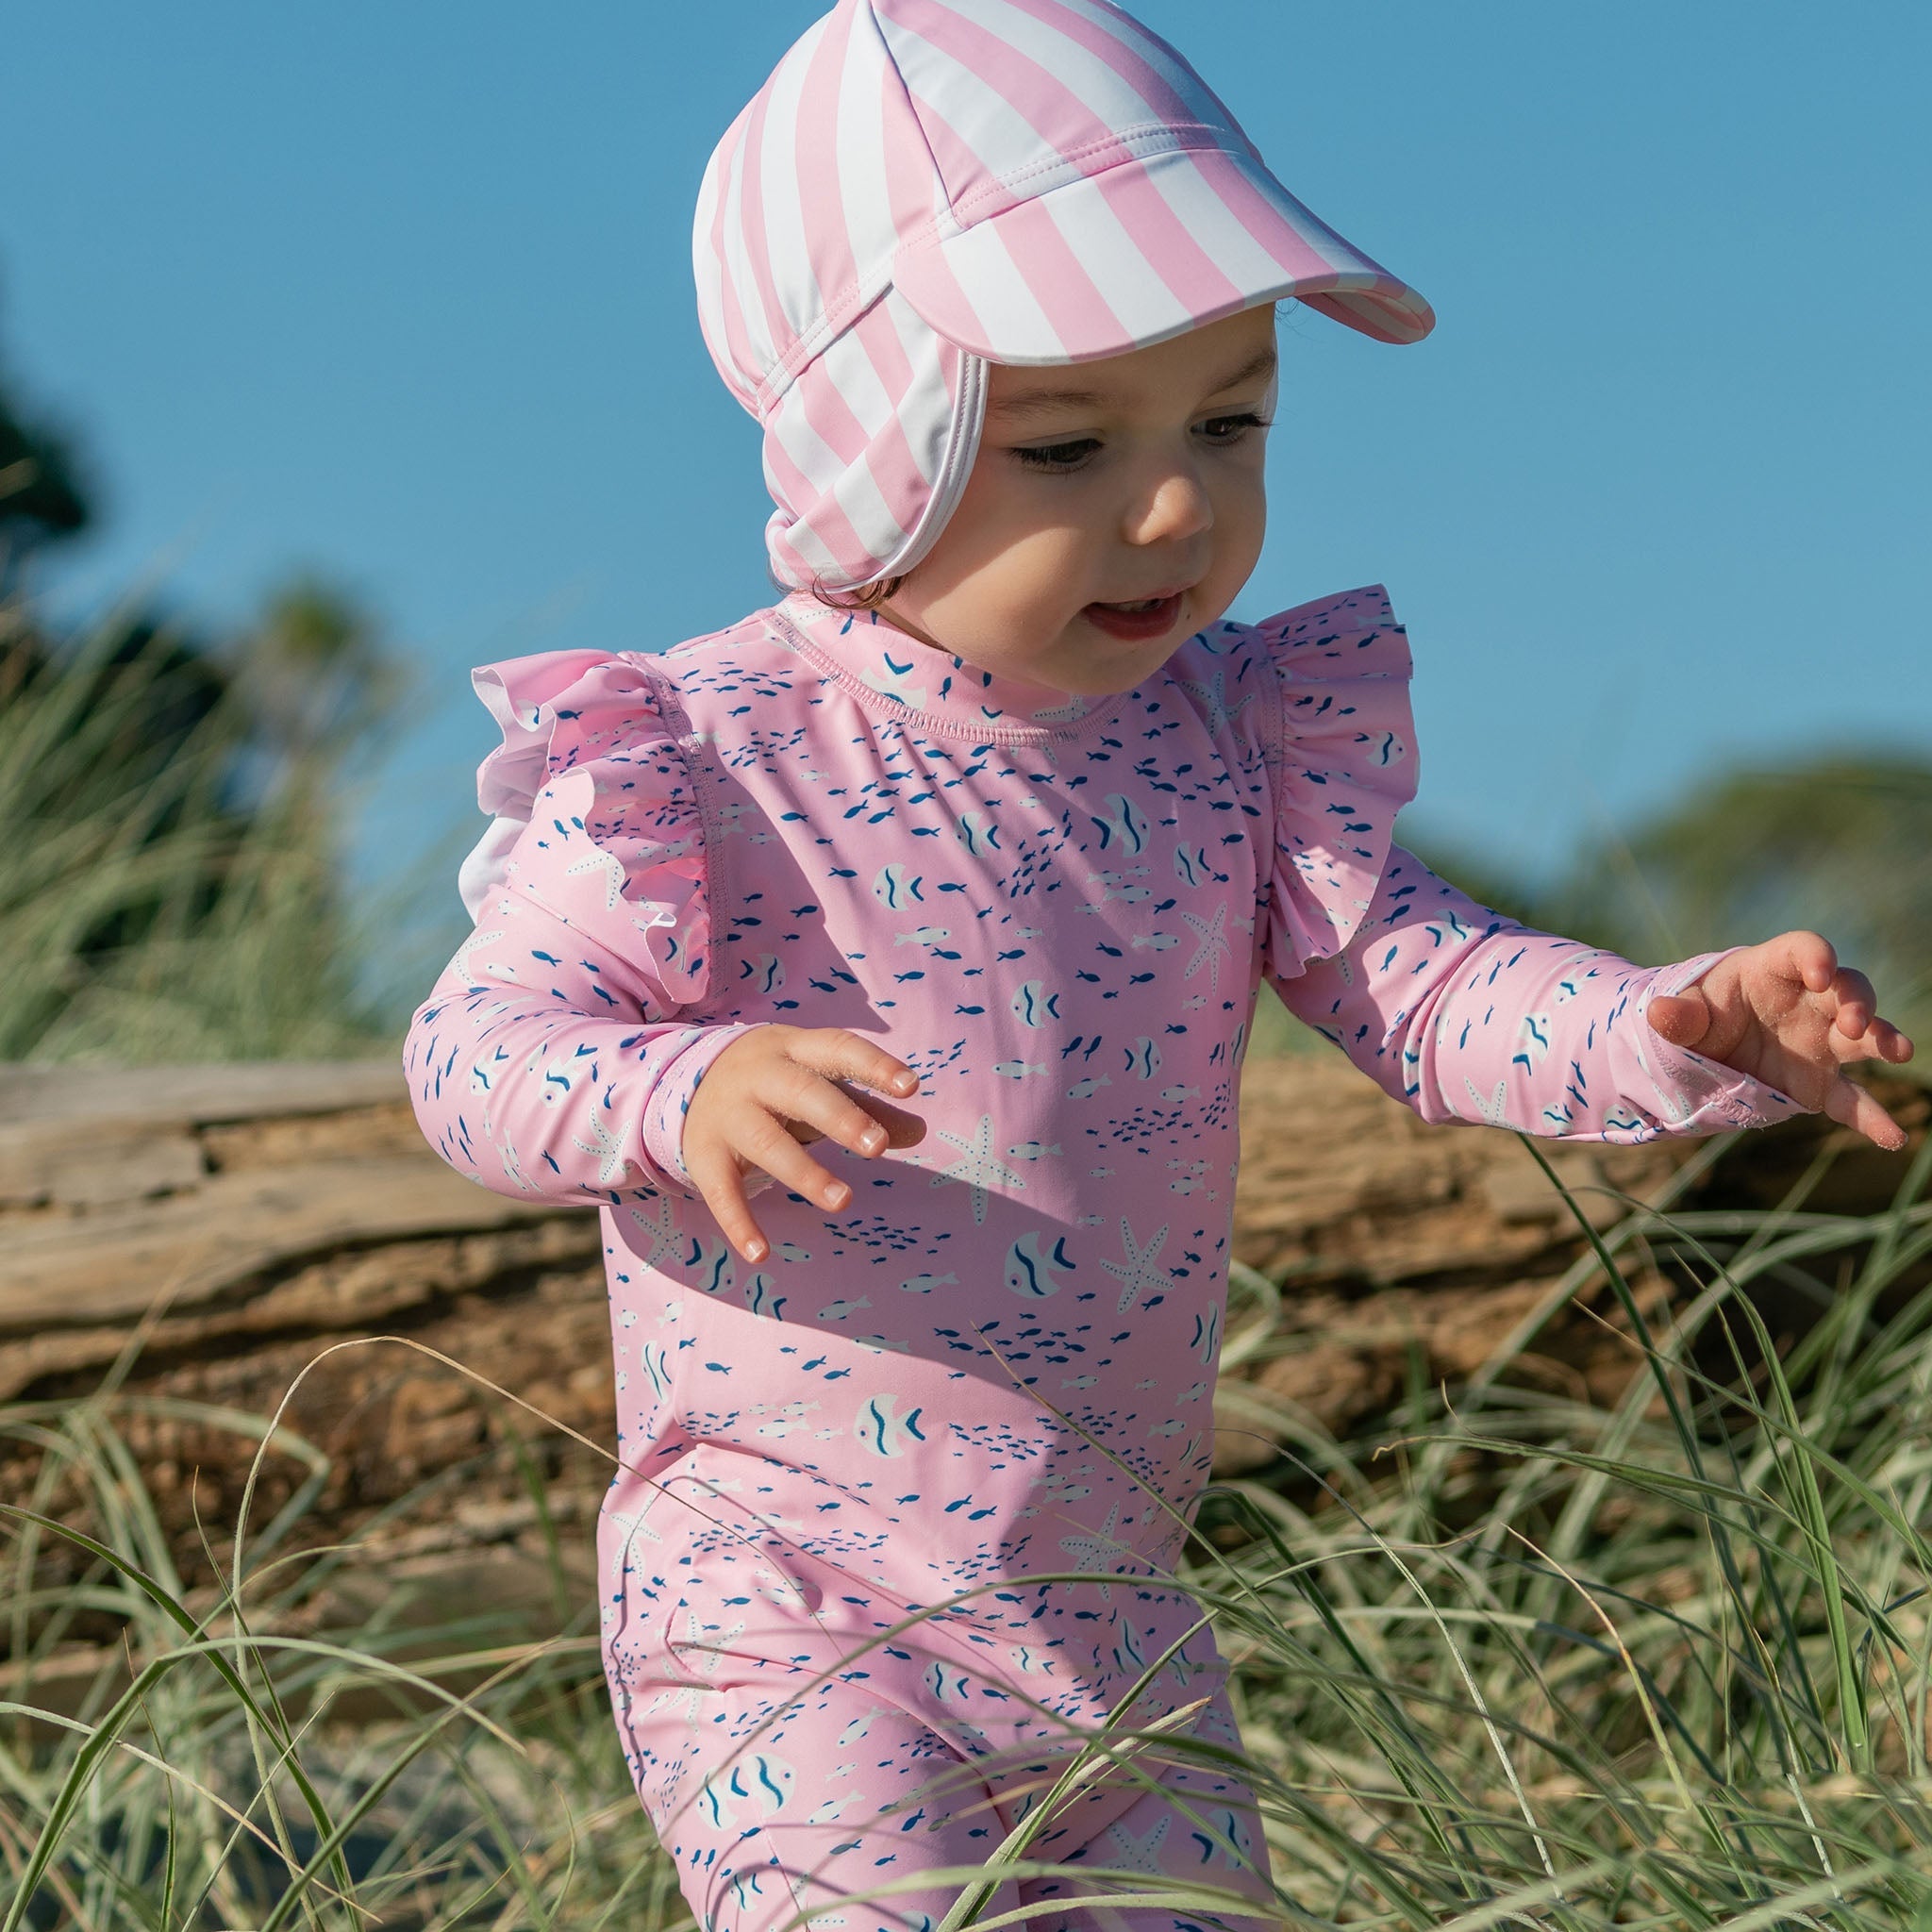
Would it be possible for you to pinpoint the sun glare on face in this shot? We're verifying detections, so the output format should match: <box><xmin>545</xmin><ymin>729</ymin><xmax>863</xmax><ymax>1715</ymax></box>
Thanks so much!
<box><xmin>876</xmin><ymin>306</ymin><xmax>1277</xmax><ymax>696</ymax></box>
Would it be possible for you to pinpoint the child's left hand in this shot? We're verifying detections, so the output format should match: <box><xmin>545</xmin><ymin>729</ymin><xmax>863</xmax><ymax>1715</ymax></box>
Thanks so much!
<box><xmin>1646</xmin><ymin>931</ymin><xmax>1917</xmax><ymax>1150</ymax></box>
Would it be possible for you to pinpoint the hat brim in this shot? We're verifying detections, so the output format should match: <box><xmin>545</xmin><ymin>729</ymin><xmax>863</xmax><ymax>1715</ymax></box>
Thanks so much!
<box><xmin>892</xmin><ymin>143</ymin><xmax>1431</xmax><ymax>365</ymax></box>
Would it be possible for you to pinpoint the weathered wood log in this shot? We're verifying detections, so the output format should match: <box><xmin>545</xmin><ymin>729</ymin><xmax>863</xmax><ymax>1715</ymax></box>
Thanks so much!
<box><xmin>0</xmin><ymin>1055</ymin><xmax>1922</xmax><ymax>1618</ymax></box>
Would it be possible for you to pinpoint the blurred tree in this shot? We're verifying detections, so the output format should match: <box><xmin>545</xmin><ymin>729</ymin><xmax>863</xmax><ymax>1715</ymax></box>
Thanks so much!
<box><xmin>1</xmin><ymin>576</ymin><xmax>405</xmax><ymax>1061</ymax></box>
<box><xmin>0</xmin><ymin>281</ymin><xmax>415</xmax><ymax>1059</ymax></box>
<box><xmin>230</xmin><ymin>574</ymin><xmax>403</xmax><ymax>768</ymax></box>
<box><xmin>0</xmin><ymin>315</ymin><xmax>92</xmax><ymax>591</ymax></box>
<box><xmin>1411</xmin><ymin>755</ymin><xmax>1932</xmax><ymax>1014</ymax></box>
<box><xmin>1542</xmin><ymin>755</ymin><xmax>1932</xmax><ymax>1009</ymax></box>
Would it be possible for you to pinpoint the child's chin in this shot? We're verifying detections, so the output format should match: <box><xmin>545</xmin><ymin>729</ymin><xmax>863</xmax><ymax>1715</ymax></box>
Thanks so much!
<box><xmin>1056</xmin><ymin>624</ymin><xmax>1197</xmax><ymax>691</ymax></box>
<box><xmin>1054</xmin><ymin>649</ymin><xmax>1183</xmax><ymax>698</ymax></box>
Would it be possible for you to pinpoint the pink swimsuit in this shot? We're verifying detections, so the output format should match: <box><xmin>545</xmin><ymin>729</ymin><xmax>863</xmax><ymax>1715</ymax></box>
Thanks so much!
<box><xmin>406</xmin><ymin>585</ymin><xmax>1795</xmax><ymax>1930</ymax></box>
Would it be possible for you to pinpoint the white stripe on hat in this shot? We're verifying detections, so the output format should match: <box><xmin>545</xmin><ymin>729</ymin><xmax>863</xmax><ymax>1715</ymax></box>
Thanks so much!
<box><xmin>1142</xmin><ymin>150</ymin><xmax>1339</xmax><ymax>291</ymax></box>
<box><xmin>923</xmin><ymin>0</ymin><xmax>1172</xmax><ymax>133</ymax></box>
<box><xmin>824</xmin><ymin>321</ymin><xmax>899</xmax><ymax>441</ymax></box>
<box><xmin>758</xmin><ymin>24</ymin><xmax>830</xmax><ymax>326</ymax></box>
<box><xmin>935</xmin><ymin>219</ymin><xmax>1069</xmax><ymax>356</ymax></box>
<box><xmin>834</xmin><ymin>3</ymin><xmax>907</xmax><ymax>278</ymax></box>
<box><xmin>1034</xmin><ymin>0</ymin><xmax>1242</xmax><ymax>131</ymax></box>
<box><xmin>691</xmin><ymin>161</ymin><xmax>735</xmax><ymax>394</ymax></box>
<box><xmin>879</xmin><ymin>16</ymin><xmax>1054</xmax><ymax>196</ymax></box>
<box><xmin>830</xmin><ymin>458</ymin><xmax>911</xmax><ymax>565</ymax></box>
<box><xmin>879</xmin><ymin>297</ymin><xmax>949</xmax><ymax>487</ymax></box>
<box><xmin>718</xmin><ymin>132</ymin><xmax>780</xmax><ymax>380</ymax></box>
<box><xmin>1041</xmin><ymin>173</ymin><xmax>1194</xmax><ymax>343</ymax></box>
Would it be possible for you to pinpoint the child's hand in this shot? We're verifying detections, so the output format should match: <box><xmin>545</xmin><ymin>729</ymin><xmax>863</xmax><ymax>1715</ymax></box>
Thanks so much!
<box><xmin>1646</xmin><ymin>931</ymin><xmax>1917</xmax><ymax>1150</ymax></box>
<box><xmin>684</xmin><ymin>1026</ymin><xmax>925</xmax><ymax>1262</ymax></box>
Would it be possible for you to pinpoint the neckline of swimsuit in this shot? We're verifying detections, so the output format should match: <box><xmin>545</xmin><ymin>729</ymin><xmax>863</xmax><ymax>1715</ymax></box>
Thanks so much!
<box><xmin>771</xmin><ymin>592</ymin><xmax>1139</xmax><ymax>742</ymax></box>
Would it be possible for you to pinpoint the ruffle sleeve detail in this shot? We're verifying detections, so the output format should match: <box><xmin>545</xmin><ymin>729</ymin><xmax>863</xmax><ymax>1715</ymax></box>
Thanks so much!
<box><xmin>1257</xmin><ymin>584</ymin><xmax>1420</xmax><ymax>976</ymax></box>
<box><xmin>456</xmin><ymin>649</ymin><xmax>711</xmax><ymax>1015</ymax></box>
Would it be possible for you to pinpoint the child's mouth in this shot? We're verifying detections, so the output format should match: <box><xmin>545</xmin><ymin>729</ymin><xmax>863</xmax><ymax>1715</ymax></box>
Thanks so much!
<box><xmin>1081</xmin><ymin>592</ymin><xmax>1185</xmax><ymax>641</ymax></box>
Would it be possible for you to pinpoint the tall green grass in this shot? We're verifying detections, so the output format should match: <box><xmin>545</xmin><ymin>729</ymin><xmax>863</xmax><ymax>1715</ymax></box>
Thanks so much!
<box><xmin>7</xmin><ymin>1137</ymin><xmax>1932</xmax><ymax>1928</ymax></box>
<box><xmin>0</xmin><ymin>596</ymin><xmax>399</xmax><ymax>1063</ymax></box>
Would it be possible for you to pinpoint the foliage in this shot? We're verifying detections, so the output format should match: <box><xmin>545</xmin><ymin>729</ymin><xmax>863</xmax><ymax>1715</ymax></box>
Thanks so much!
<box><xmin>6</xmin><ymin>1142</ymin><xmax>1932</xmax><ymax>1927</ymax></box>
<box><xmin>1392</xmin><ymin>753</ymin><xmax>1932</xmax><ymax>1061</ymax></box>
<box><xmin>0</xmin><ymin>325</ymin><xmax>91</xmax><ymax>593</ymax></box>
<box><xmin>0</xmin><ymin>586</ymin><xmax>400</xmax><ymax>1063</ymax></box>
<box><xmin>1541</xmin><ymin>756</ymin><xmax>1932</xmax><ymax>1022</ymax></box>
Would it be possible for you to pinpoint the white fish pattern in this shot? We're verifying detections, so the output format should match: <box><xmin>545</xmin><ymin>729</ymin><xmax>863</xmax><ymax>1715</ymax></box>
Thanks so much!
<box><xmin>1005</xmin><ymin>1230</ymin><xmax>1074</xmax><ymax>1298</ymax></box>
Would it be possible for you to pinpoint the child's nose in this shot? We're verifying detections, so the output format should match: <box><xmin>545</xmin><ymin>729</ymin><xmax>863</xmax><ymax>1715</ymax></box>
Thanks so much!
<box><xmin>1124</xmin><ymin>468</ymin><xmax>1214</xmax><ymax>548</ymax></box>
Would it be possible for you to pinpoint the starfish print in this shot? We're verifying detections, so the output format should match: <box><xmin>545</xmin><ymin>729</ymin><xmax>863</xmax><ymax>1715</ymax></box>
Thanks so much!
<box><xmin>1177</xmin><ymin>668</ymin><xmax>1255</xmax><ymax>739</ymax></box>
<box><xmin>564</xmin><ymin>842</ymin><xmax>628</xmax><ymax>911</ymax></box>
<box><xmin>929</xmin><ymin>1113</ymin><xmax>1027</xmax><ymax>1225</ymax></box>
<box><xmin>626</xmin><ymin>1195</ymin><xmax>681</xmax><ymax>1269</ymax></box>
<box><xmin>1058</xmin><ymin>1501</ymin><xmax>1127</xmax><ymax>1601</ymax></box>
<box><xmin>1103</xmin><ymin>1813</ymin><xmax>1172</xmax><ymax>1874</ymax></box>
<box><xmin>451</xmin><ymin>924</ymin><xmax>508</xmax><ymax>985</ymax></box>
<box><xmin>1100</xmin><ymin>1217</ymin><xmax>1173</xmax><ymax>1313</ymax></box>
<box><xmin>614</xmin><ymin>1493</ymin><xmax>667</xmax><ymax>1548</ymax></box>
<box><xmin>1030</xmin><ymin>694</ymin><xmax>1089</xmax><ymax>724</ymax></box>
<box><xmin>1463</xmin><ymin>1075</ymin><xmax>1515</xmax><ymax>1129</ymax></box>
<box><xmin>650</xmin><ymin>1607</ymin><xmax>746</xmax><ymax>1724</ymax></box>
<box><xmin>571</xmin><ymin>1108</ymin><xmax>640</xmax><ymax>1186</ymax></box>
<box><xmin>1179</xmin><ymin>903</ymin><xmax>1233</xmax><ymax>991</ymax></box>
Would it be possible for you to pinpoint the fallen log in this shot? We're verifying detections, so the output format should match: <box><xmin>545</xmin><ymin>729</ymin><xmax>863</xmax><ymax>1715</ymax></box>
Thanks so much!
<box><xmin>0</xmin><ymin>1054</ymin><xmax>1921</xmax><ymax>1631</ymax></box>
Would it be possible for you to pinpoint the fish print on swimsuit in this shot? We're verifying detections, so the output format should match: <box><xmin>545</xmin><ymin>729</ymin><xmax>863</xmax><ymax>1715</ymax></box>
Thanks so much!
<box><xmin>405</xmin><ymin>584</ymin><xmax>1801</xmax><ymax>1926</ymax></box>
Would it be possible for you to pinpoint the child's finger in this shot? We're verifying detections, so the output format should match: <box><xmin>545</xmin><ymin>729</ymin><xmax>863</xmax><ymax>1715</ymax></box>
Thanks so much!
<box><xmin>790</xmin><ymin>1027</ymin><xmax>921</xmax><ymax>1100</ymax></box>
<box><xmin>781</xmin><ymin>1072</ymin><xmax>902</xmax><ymax>1158</ymax></box>
<box><xmin>1646</xmin><ymin>990</ymin><xmax>1712</xmax><ymax>1048</ymax></box>
<box><xmin>687</xmin><ymin>1140</ymin><xmax>772</xmax><ymax>1263</ymax></box>
<box><xmin>1841</xmin><ymin>1013</ymin><xmax>1916</xmax><ymax>1065</ymax></box>
<box><xmin>837</xmin><ymin>1090</ymin><xmax>927</xmax><ymax>1148</ymax></box>
<box><xmin>1782</xmin><ymin>929</ymin><xmax>1839</xmax><ymax>994</ymax></box>
<box><xmin>1823</xmin><ymin>1073</ymin><xmax>1908</xmax><ymax>1153</ymax></box>
<box><xmin>728</xmin><ymin>1110</ymin><xmax>855</xmax><ymax>1215</ymax></box>
<box><xmin>1828</xmin><ymin>965</ymin><xmax>1878</xmax><ymax>1037</ymax></box>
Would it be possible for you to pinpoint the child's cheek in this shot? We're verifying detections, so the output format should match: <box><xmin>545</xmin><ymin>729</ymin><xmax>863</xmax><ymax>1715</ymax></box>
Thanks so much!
<box><xmin>1209</xmin><ymin>474</ymin><xmax>1269</xmax><ymax>610</ymax></box>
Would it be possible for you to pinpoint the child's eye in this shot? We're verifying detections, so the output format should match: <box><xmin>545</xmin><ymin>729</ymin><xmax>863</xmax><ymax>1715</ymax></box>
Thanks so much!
<box><xmin>1196</xmin><ymin>411</ymin><xmax>1270</xmax><ymax>445</ymax></box>
<box><xmin>1011</xmin><ymin>437</ymin><xmax>1102</xmax><ymax>473</ymax></box>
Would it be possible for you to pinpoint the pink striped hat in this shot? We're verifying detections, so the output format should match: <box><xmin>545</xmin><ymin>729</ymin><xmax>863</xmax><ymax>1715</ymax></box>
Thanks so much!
<box><xmin>694</xmin><ymin>0</ymin><xmax>1433</xmax><ymax>593</ymax></box>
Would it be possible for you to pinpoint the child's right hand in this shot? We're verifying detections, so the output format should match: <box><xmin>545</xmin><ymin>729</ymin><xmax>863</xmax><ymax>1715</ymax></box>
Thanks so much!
<box><xmin>683</xmin><ymin>1027</ymin><xmax>925</xmax><ymax>1262</ymax></box>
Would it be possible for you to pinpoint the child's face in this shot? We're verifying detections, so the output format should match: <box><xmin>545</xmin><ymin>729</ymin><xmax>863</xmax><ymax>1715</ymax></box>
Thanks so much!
<box><xmin>878</xmin><ymin>306</ymin><xmax>1276</xmax><ymax>695</ymax></box>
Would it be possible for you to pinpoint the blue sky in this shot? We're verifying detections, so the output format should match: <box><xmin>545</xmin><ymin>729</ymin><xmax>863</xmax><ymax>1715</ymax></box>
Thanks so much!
<box><xmin>8</xmin><ymin>2</ymin><xmax>1927</xmax><ymax>901</ymax></box>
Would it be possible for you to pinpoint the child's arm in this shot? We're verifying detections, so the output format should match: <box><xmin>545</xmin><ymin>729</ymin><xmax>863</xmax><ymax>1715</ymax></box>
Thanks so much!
<box><xmin>1243</xmin><ymin>586</ymin><xmax>1910</xmax><ymax>1149</ymax></box>
<box><xmin>408</xmin><ymin>867</ymin><xmax>922</xmax><ymax>1210</ymax></box>
<box><xmin>404</xmin><ymin>760</ymin><xmax>755</xmax><ymax>1206</ymax></box>
<box><xmin>1271</xmin><ymin>846</ymin><xmax>1913</xmax><ymax>1148</ymax></box>
<box><xmin>402</xmin><ymin>649</ymin><xmax>750</xmax><ymax>1207</ymax></box>
<box><xmin>405</xmin><ymin>651</ymin><xmax>923</xmax><ymax>1215</ymax></box>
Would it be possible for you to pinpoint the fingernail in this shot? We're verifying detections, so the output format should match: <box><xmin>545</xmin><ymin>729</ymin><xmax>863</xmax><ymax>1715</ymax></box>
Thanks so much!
<box><xmin>745</xmin><ymin>1241</ymin><xmax>767</xmax><ymax>1262</ymax></box>
<box><xmin>861</xmin><ymin>1126</ymin><xmax>885</xmax><ymax>1155</ymax></box>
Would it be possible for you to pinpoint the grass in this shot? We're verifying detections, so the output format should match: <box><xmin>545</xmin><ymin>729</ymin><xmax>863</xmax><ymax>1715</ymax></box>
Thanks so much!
<box><xmin>8</xmin><ymin>579</ymin><xmax>1932</xmax><ymax>1923</ymax></box>
<box><xmin>0</xmin><ymin>596</ymin><xmax>415</xmax><ymax>1064</ymax></box>
<box><xmin>7</xmin><ymin>1133</ymin><xmax>1932</xmax><ymax>1929</ymax></box>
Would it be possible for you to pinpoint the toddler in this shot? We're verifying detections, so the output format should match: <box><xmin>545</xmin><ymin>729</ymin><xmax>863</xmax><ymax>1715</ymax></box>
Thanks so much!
<box><xmin>406</xmin><ymin>3</ymin><xmax>1913</xmax><ymax>1925</ymax></box>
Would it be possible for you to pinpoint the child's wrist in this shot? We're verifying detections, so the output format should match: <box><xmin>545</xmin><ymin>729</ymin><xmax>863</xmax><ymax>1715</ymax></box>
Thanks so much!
<box><xmin>641</xmin><ymin>1022</ymin><xmax>770</xmax><ymax>1191</ymax></box>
